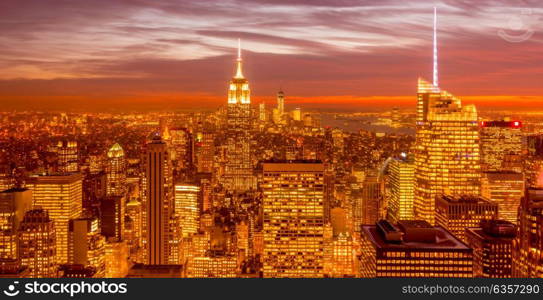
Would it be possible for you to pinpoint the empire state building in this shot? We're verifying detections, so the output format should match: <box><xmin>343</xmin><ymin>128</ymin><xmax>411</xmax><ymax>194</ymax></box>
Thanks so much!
<box><xmin>223</xmin><ymin>40</ymin><xmax>254</xmax><ymax>191</ymax></box>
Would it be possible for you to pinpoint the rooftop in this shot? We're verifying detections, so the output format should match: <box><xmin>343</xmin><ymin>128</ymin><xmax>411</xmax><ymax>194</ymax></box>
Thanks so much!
<box><xmin>483</xmin><ymin>171</ymin><xmax>524</xmax><ymax>181</ymax></box>
<box><xmin>1</xmin><ymin>188</ymin><xmax>29</xmax><ymax>193</ymax></box>
<box><xmin>362</xmin><ymin>222</ymin><xmax>470</xmax><ymax>251</ymax></box>
<box><xmin>439</xmin><ymin>194</ymin><xmax>493</xmax><ymax>205</ymax></box>
<box><xmin>263</xmin><ymin>161</ymin><xmax>324</xmax><ymax>172</ymax></box>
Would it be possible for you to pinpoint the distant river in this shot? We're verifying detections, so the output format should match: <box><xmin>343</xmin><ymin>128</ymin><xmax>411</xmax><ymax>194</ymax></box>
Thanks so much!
<box><xmin>319</xmin><ymin>114</ymin><xmax>415</xmax><ymax>135</ymax></box>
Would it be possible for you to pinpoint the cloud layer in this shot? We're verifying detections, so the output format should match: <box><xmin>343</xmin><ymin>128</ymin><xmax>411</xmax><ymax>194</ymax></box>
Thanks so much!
<box><xmin>0</xmin><ymin>0</ymin><xmax>541</xmax><ymax>111</ymax></box>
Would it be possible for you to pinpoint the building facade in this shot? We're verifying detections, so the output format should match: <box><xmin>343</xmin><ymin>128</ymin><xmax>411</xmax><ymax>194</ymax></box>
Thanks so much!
<box><xmin>106</xmin><ymin>143</ymin><xmax>127</xmax><ymax>197</ymax></box>
<box><xmin>360</xmin><ymin>220</ymin><xmax>473</xmax><ymax>278</ymax></box>
<box><xmin>466</xmin><ymin>220</ymin><xmax>516</xmax><ymax>278</ymax></box>
<box><xmin>414</xmin><ymin>79</ymin><xmax>481</xmax><ymax>225</ymax></box>
<box><xmin>261</xmin><ymin>162</ymin><xmax>325</xmax><ymax>278</ymax></box>
<box><xmin>387</xmin><ymin>155</ymin><xmax>415</xmax><ymax>223</ymax></box>
<box><xmin>18</xmin><ymin>209</ymin><xmax>57</xmax><ymax>278</ymax></box>
<box><xmin>223</xmin><ymin>43</ymin><xmax>254</xmax><ymax>191</ymax></box>
<box><xmin>513</xmin><ymin>188</ymin><xmax>543</xmax><ymax>277</ymax></box>
<box><xmin>435</xmin><ymin>195</ymin><xmax>498</xmax><ymax>243</ymax></box>
<box><xmin>143</xmin><ymin>134</ymin><xmax>174</xmax><ymax>265</ymax></box>
<box><xmin>27</xmin><ymin>173</ymin><xmax>83</xmax><ymax>264</ymax></box>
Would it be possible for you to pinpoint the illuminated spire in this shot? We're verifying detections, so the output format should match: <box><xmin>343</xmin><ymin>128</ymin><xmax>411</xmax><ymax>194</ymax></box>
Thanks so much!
<box><xmin>433</xmin><ymin>7</ymin><xmax>438</xmax><ymax>88</ymax></box>
<box><xmin>235</xmin><ymin>38</ymin><xmax>244</xmax><ymax>79</ymax></box>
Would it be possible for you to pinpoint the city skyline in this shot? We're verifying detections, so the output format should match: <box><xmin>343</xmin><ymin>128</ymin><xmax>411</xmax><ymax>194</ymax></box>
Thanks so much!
<box><xmin>0</xmin><ymin>0</ymin><xmax>542</xmax><ymax>111</ymax></box>
<box><xmin>0</xmin><ymin>0</ymin><xmax>542</xmax><ymax>280</ymax></box>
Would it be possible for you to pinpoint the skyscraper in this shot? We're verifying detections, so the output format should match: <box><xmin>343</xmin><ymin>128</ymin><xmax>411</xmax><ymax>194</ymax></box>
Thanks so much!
<box><xmin>143</xmin><ymin>134</ymin><xmax>174</xmax><ymax>265</ymax></box>
<box><xmin>277</xmin><ymin>89</ymin><xmax>285</xmax><ymax>116</ymax></box>
<box><xmin>526</xmin><ymin>134</ymin><xmax>543</xmax><ymax>188</ymax></box>
<box><xmin>435</xmin><ymin>195</ymin><xmax>498</xmax><ymax>243</ymax></box>
<box><xmin>104</xmin><ymin>241</ymin><xmax>129</xmax><ymax>278</ymax></box>
<box><xmin>57</xmin><ymin>140</ymin><xmax>79</xmax><ymax>173</ymax></box>
<box><xmin>481</xmin><ymin>171</ymin><xmax>524</xmax><ymax>224</ymax></box>
<box><xmin>466</xmin><ymin>219</ymin><xmax>516</xmax><ymax>278</ymax></box>
<box><xmin>27</xmin><ymin>173</ymin><xmax>83</xmax><ymax>264</ymax></box>
<box><xmin>361</xmin><ymin>169</ymin><xmax>382</xmax><ymax>225</ymax></box>
<box><xmin>0</xmin><ymin>188</ymin><xmax>32</xmax><ymax>260</ymax></box>
<box><xmin>258</xmin><ymin>102</ymin><xmax>267</xmax><ymax>122</ymax></box>
<box><xmin>479</xmin><ymin>120</ymin><xmax>522</xmax><ymax>172</ymax></box>
<box><xmin>169</xmin><ymin>128</ymin><xmax>193</xmax><ymax>173</ymax></box>
<box><xmin>223</xmin><ymin>40</ymin><xmax>254</xmax><ymax>191</ymax></box>
<box><xmin>360</xmin><ymin>220</ymin><xmax>473</xmax><ymax>278</ymax></box>
<box><xmin>18</xmin><ymin>209</ymin><xmax>57</xmax><ymax>278</ymax></box>
<box><xmin>125</xmin><ymin>198</ymin><xmax>142</xmax><ymax>262</ymax></box>
<box><xmin>513</xmin><ymin>187</ymin><xmax>543</xmax><ymax>277</ymax></box>
<box><xmin>100</xmin><ymin>195</ymin><xmax>125</xmax><ymax>241</ymax></box>
<box><xmin>195</xmin><ymin>132</ymin><xmax>215</xmax><ymax>174</ymax></box>
<box><xmin>68</xmin><ymin>218</ymin><xmax>106</xmax><ymax>277</ymax></box>
<box><xmin>414</xmin><ymin>79</ymin><xmax>481</xmax><ymax>224</ymax></box>
<box><xmin>106</xmin><ymin>143</ymin><xmax>127</xmax><ymax>197</ymax></box>
<box><xmin>324</xmin><ymin>208</ymin><xmax>358</xmax><ymax>278</ymax></box>
<box><xmin>174</xmin><ymin>183</ymin><xmax>200</xmax><ymax>238</ymax></box>
<box><xmin>413</xmin><ymin>12</ymin><xmax>480</xmax><ymax>225</ymax></box>
<box><xmin>261</xmin><ymin>162</ymin><xmax>325</xmax><ymax>278</ymax></box>
<box><xmin>0</xmin><ymin>165</ymin><xmax>14</xmax><ymax>192</ymax></box>
<box><xmin>188</xmin><ymin>254</ymin><xmax>238</xmax><ymax>278</ymax></box>
<box><xmin>387</xmin><ymin>154</ymin><xmax>415</xmax><ymax>223</ymax></box>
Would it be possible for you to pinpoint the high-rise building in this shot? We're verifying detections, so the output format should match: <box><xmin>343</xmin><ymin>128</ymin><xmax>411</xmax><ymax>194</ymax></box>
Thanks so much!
<box><xmin>261</xmin><ymin>162</ymin><xmax>325</xmax><ymax>278</ymax></box>
<box><xmin>479</xmin><ymin>120</ymin><xmax>522</xmax><ymax>172</ymax></box>
<box><xmin>100</xmin><ymin>195</ymin><xmax>125</xmax><ymax>241</ymax></box>
<box><xmin>302</xmin><ymin>113</ymin><xmax>313</xmax><ymax>127</ymax></box>
<box><xmin>526</xmin><ymin>134</ymin><xmax>543</xmax><ymax>188</ymax></box>
<box><xmin>466</xmin><ymin>219</ymin><xmax>516</xmax><ymax>278</ymax></box>
<box><xmin>223</xmin><ymin>41</ymin><xmax>254</xmax><ymax>191</ymax></box>
<box><xmin>106</xmin><ymin>143</ymin><xmax>127</xmax><ymax>197</ymax></box>
<box><xmin>18</xmin><ymin>209</ymin><xmax>57</xmax><ymax>278</ymax></box>
<box><xmin>68</xmin><ymin>218</ymin><xmax>106</xmax><ymax>277</ymax></box>
<box><xmin>174</xmin><ymin>184</ymin><xmax>200</xmax><ymax>238</ymax></box>
<box><xmin>272</xmin><ymin>108</ymin><xmax>281</xmax><ymax>125</ymax></box>
<box><xmin>435</xmin><ymin>195</ymin><xmax>498</xmax><ymax>242</ymax></box>
<box><xmin>362</xmin><ymin>170</ymin><xmax>382</xmax><ymax>225</ymax></box>
<box><xmin>104</xmin><ymin>240</ymin><xmax>129</xmax><ymax>278</ymax></box>
<box><xmin>481</xmin><ymin>171</ymin><xmax>524</xmax><ymax>224</ymax></box>
<box><xmin>414</xmin><ymin>79</ymin><xmax>480</xmax><ymax>225</ymax></box>
<box><xmin>391</xmin><ymin>107</ymin><xmax>401</xmax><ymax>128</ymax></box>
<box><xmin>331</xmin><ymin>128</ymin><xmax>345</xmax><ymax>155</ymax></box>
<box><xmin>82</xmin><ymin>171</ymin><xmax>106</xmax><ymax>210</ymax></box>
<box><xmin>27</xmin><ymin>173</ymin><xmax>83</xmax><ymax>264</ymax></box>
<box><xmin>326</xmin><ymin>233</ymin><xmax>357</xmax><ymax>278</ymax></box>
<box><xmin>513</xmin><ymin>188</ymin><xmax>543</xmax><ymax>277</ymax></box>
<box><xmin>324</xmin><ymin>208</ymin><xmax>358</xmax><ymax>278</ymax></box>
<box><xmin>57</xmin><ymin>140</ymin><xmax>79</xmax><ymax>173</ymax></box>
<box><xmin>143</xmin><ymin>134</ymin><xmax>174</xmax><ymax>265</ymax></box>
<box><xmin>188</xmin><ymin>253</ymin><xmax>237</xmax><ymax>278</ymax></box>
<box><xmin>0</xmin><ymin>165</ymin><xmax>14</xmax><ymax>192</ymax></box>
<box><xmin>170</xmin><ymin>128</ymin><xmax>193</xmax><ymax>172</ymax></box>
<box><xmin>125</xmin><ymin>199</ymin><xmax>142</xmax><ymax>262</ymax></box>
<box><xmin>277</xmin><ymin>89</ymin><xmax>285</xmax><ymax>116</ymax></box>
<box><xmin>387</xmin><ymin>154</ymin><xmax>415</xmax><ymax>223</ymax></box>
<box><xmin>360</xmin><ymin>220</ymin><xmax>473</xmax><ymax>278</ymax></box>
<box><xmin>258</xmin><ymin>102</ymin><xmax>267</xmax><ymax>122</ymax></box>
<box><xmin>195</xmin><ymin>132</ymin><xmax>215</xmax><ymax>173</ymax></box>
<box><xmin>0</xmin><ymin>188</ymin><xmax>32</xmax><ymax>260</ymax></box>
<box><xmin>291</xmin><ymin>108</ymin><xmax>301</xmax><ymax>121</ymax></box>
<box><xmin>413</xmin><ymin>10</ymin><xmax>481</xmax><ymax>225</ymax></box>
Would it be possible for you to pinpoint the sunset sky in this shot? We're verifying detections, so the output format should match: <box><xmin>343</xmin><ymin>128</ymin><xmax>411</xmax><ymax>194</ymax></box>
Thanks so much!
<box><xmin>0</xmin><ymin>0</ymin><xmax>542</xmax><ymax>111</ymax></box>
